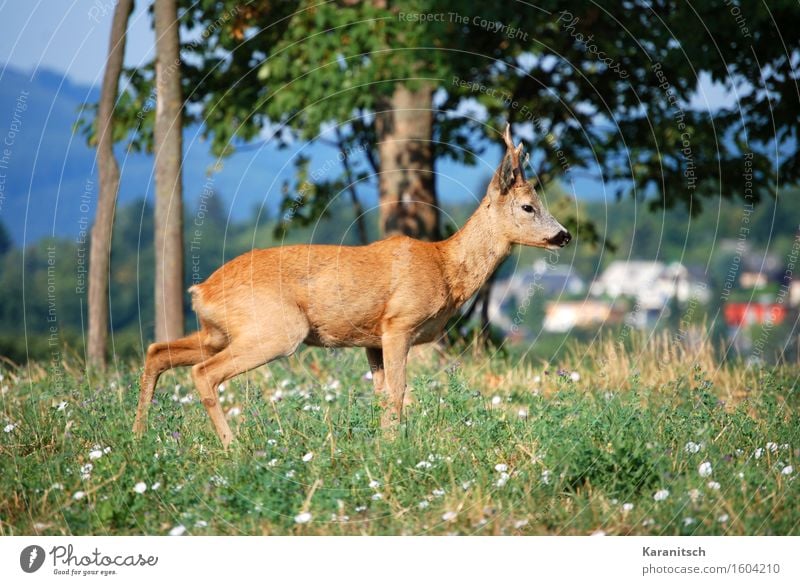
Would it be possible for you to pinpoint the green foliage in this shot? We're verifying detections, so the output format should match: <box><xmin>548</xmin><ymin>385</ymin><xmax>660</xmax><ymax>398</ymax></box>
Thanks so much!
<box><xmin>1</xmin><ymin>351</ymin><xmax>798</xmax><ymax>535</ymax></box>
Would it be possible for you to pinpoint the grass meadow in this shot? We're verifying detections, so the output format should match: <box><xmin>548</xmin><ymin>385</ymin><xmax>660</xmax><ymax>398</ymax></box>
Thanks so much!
<box><xmin>1</xmin><ymin>332</ymin><xmax>798</xmax><ymax>536</ymax></box>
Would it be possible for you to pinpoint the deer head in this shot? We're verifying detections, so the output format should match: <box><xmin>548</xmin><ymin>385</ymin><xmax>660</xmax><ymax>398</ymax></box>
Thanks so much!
<box><xmin>486</xmin><ymin>124</ymin><xmax>572</xmax><ymax>250</ymax></box>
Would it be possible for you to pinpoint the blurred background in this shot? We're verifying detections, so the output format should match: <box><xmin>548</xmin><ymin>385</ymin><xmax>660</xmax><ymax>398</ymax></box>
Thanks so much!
<box><xmin>0</xmin><ymin>0</ymin><xmax>798</xmax><ymax>367</ymax></box>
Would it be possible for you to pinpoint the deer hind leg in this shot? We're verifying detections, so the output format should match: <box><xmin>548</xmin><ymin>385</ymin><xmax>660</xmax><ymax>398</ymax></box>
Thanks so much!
<box><xmin>133</xmin><ymin>324</ymin><xmax>227</xmax><ymax>437</ymax></box>
<box><xmin>192</xmin><ymin>315</ymin><xmax>309</xmax><ymax>448</ymax></box>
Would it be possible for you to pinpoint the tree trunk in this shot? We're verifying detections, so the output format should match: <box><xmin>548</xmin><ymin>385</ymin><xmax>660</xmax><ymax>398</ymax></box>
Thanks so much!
<box><xmin>87</xmin><ymin>0</ymin><xmax>134</xmax><ymax>368</ymax></box>
<box><xmin>375</xmin><ymin>84</ymin><xmax>439</xmax><ymax>240</ymax></box>
<box><xmin>153</xmin><ymin>0</ymin><xmax>185</xmax><ymax>341</ymax></box>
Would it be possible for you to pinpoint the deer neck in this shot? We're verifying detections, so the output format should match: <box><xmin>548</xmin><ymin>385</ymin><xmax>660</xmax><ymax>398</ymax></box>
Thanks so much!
<box><xmin>439</xmin><ymin>199</ymin><xmax>512</xmax><ymax>306</ymax></box>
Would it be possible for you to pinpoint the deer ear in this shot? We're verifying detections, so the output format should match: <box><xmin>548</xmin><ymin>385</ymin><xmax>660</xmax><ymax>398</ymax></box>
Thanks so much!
<box><xmin>498</xmin><ymin>153</ymin><xmax>515</xmax><ymax>195</ymax></box>
<box><xmin>491</xmin><ymin>123</ymin><xmax>523</xmax><ymax>196</ymax></box>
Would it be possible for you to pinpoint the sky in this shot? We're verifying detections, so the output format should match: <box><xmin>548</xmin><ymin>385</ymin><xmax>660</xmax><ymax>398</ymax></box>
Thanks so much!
<box><xmin>0</xmin><ymin>0</ymin><xmax>155</xmax><ymax>86</ymax></box>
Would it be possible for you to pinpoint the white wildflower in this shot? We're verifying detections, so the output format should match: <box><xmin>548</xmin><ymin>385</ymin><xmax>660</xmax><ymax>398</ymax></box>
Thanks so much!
<box><xmin>56</xmin><ymin>401</ymin><xmax>68</xmax><ymax>411</ymax></box>
<box><xmin>494</xmin><ymin>463</ymin><xmax>508</xmax><ymax>473</ymax></box>
<box><xmin>698</xmin><ymin>461</ymin><xmax>713</xmax><ymax>477</ymax></box>
<box><xmin>72</xmin><ymin>491</ymin><xmax>86</xmax><ymax>500</ymax></box>
<box><xmin>368</xmin><ymin>479</ymin><xmax>381</xmax><ymax>489</ymax></box>
<box><xmin>226</xmin><ymin>407</ymin><xmax>241</xmax><ymax>418</ymax></box>
<box><xmin>194</xmin><ymin>520</ymin><xmax>208</xmax><ymax>528</ymax></box>
<box><xmin>442</xmin><ymin>511</ymin><xmax>457</xmax><ymax>522</ymax></box>
<box><xmin>133</xmin><ymin>482</ymin><xmax>147</xmax><ymax>494</ymax></box>
<box><xmin>684</xmin><ymin>441</ymin><xmax>701</xmax><ymax>454</ymax></box>
<box><xmin>622</xmin><ymin>503</ymin><xmax>634</xmax><ymax>512</ymax></box>
<box><xmin>591</xmin><ymin>530</ymin><xmax>606</xmax><ymax>536</ymax></box>
<box><xmin>151</xmin><ymin>482</ymin><xmax>161</xmax><ymax>491</ymax></box>
<box><xmin>683</xmin><ymin>517</ymin><xmax>696</xmax><ymax>526</ymax></box>
<box><xmin>209</xmin><ymin>474</ymin><xmax>228</xmax><ymax>487</ymax></box>
<box><xmin>294</xmin><ymin>512</ymin><xmax>312</xmax><ymax>524</ymax></box>
<box><xmin>415</xmin><ymin>460</ymin><xmax>433</xmax><ymax>469</ymax></box>
<box><xmin>496</xmin><ymin>472</ymin><xmax>510</xmax><ymax>487</ymax></box>
<box><xmin>517</xmin><ymin>408</ymin><xmax>528</xmax><ymax>419</ymax></box>
<box><xmin>717</xmin><ymin>514</ymin><xmax>730</xmax><ymax>523</ymax></box>
<box><xmin>513</xmin><ymin>519</ymin><xmax>529</xmax><ymax>529</ymax></box>
<box><xmin>3</xmin><ymin>423</ymin><xmax>15</xmax><ymax>433</ymax></box>
<box><xmin>754</xmin><ymin>448</ymin><xmax>764</xmax><ymax>459</ymax></box>
<box><xmin>169</xmin><ymin>525</ymin><xmax>186</xmax><ymax>536</ymax></box>
<box><xmin>371</xmin><ymin>493</ymin><xmax>383</xmax><ymax>501</ymax></box>
<box><xmin>88</xmin><ymin>449</ymin><xmax>103</xmax><ymax>460</ymax></box>
<box><xmin>432</xmin><ymin>488</ymin><xmax>445</xmax><ymax>497</ymax></box>
<box><xmin>766</xmin><ymin>442</ymin><xmax>778</xmax><ymax>453</ymax></box>
<box><xmin>491</xmin><ymin>395</ymin><xmax>501</xmax><ymax>405</ymax></box>
<box><xmin>707</xmin><ymin>481</ymin><xmax>721</xmax><ymax>490</ymax></box>
<box><xmin>688</xmin><ymin>488</ymin><xmax>702</xmax><ymax>502</ymax></box>
<box><xmin>654</xmin><ymin>489</ymin><xmax>670</xmax><ymax>502</ymax></box>
<box><xmin>418</xmin><ymin>500</ymin><xmax>430</xmax><ymax>509</ymax></box>
<box><xmin>781</xmin><ymin>465</ymin><xmax>793</xmax><ymax>475</ymax></box>
<box><xmin>541</xmin><ymin>470</ymin><xmax>551</xmax><ymax>485</ymax></box>
<box><xmin>570</xmin><ymin>371</ymin><xmax>580</xmax><ymax>382</ymax></box>
<box><xmin>302</xmin><ymin>452</ymin><xmax>314</xmax><ymax>462</ymax></box>
<box><xmin>80</xmin><ymin>463</ymin><xmax>93</xmax><ymax>480</ymax></box>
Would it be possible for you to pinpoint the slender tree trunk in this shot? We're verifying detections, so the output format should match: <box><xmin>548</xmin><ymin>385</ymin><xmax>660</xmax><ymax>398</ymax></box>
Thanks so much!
<box><xmin>87</xmin><ymin>0</ymin><xmax>134</xmax><ymax>368</ymax></box>
<box><xmin>153</xmin><ymin>0</ymin><xmax>185</xmax><ymax>341</ymax></box>
<box><xmin>374</xmin><ymin>84</ymin><xmax>439</xmax><ymax>241</ymax></box>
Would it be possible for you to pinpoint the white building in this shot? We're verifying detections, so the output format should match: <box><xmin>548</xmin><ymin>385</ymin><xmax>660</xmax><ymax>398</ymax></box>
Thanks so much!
<box><xmin>590</xmin><ymin>260</ymin><xmax>710</xmax><ymax>311</ymax></box>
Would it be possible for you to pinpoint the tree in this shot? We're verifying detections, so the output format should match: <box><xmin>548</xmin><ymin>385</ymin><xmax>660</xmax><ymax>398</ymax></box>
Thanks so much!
<box><xmin>153</xmin><ymin>0</ymin><xmax>185</xmax><ymax>342</ymax></box>
<box><xmin>87</xmin><ymin>0</ymin><xmax>134</xmax><ymax>367</ymax></box>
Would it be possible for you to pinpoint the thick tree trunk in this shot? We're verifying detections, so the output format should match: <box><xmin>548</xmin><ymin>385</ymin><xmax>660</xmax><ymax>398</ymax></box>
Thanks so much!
<box><xmin>375</xmin><ymin>84</ymin><xmax>439</xmax><ymax>241</ymax></box>
<box><xmin>153</xmin><ymin>0</ymin><xmax>185</xmax><ymax>341</ymax></box>
<box><xmin>87</xmin><ymin>0</ymin><xmax>134</xmax><ymax>368</ymax></box>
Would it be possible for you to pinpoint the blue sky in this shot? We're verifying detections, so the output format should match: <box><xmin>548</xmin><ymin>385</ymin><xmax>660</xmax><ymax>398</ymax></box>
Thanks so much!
<box><xmin>0</xmin><ymin>0</ymin><xmax>155</xmax><ymax>86</ymax></box>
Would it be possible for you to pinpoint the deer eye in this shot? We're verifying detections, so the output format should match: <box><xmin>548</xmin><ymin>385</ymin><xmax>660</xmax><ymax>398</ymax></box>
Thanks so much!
<box><xmin>521</xmin><ymin>204</ymin><xmax>534</xmax><ymax>213</ymax></box>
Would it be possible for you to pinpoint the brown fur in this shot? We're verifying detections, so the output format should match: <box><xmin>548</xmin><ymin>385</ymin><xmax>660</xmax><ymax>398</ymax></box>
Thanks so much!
<box><xmin>133</xmin><ymin>125</ymin><xmax>571</xmax><ymax>447</ymax></box>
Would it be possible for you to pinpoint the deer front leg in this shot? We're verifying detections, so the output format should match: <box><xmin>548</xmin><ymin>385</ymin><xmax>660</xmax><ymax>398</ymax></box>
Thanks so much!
<box><xmin>380</xmin><ymin>332</ymin><xmax>411</xmax><ymax>428</ymax></box>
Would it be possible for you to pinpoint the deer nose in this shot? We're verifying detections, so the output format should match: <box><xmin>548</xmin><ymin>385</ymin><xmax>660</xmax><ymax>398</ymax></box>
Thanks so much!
<box><xmin>549</xmin><ymin>230</ymin><xmax>572</xmax><ymax>248</ymax></box>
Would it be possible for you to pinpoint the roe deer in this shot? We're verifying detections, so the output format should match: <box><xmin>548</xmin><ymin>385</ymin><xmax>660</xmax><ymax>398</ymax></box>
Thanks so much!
<box><xmin>133</xmin><ymin>125</ymin><xmax>572</xmax><ymax>447</ymax></box>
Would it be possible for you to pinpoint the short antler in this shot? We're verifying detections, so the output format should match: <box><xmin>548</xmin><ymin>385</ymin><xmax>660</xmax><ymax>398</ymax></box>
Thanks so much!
<box><xmin>503</xmin><ymin>123</ymin><xmax>514</xmax><ymax>150</ymax></box>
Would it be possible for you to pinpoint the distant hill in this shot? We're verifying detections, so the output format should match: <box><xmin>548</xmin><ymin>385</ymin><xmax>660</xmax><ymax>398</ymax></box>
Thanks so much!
<box><xmin>0</xmin><ymin>66</ymin><xmax>492</xmax><ymax>246</ymax></box>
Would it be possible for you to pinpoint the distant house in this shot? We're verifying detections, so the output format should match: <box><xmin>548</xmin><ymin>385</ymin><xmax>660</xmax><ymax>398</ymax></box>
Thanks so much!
<box><xmin>543</xmin><ymin>300</ymin><xmax>626</xmax><ymax>333</ymax></box>
<box><xmin>718</xmin><ymin>240</ymin><xmax>784</xmax><ymax>290</ymax></box>
<box><xmin>791</xmin><ymin>281</ymin><xmax>800</xmax><ymax>307</ymax></box>
<box><xmin>494</xmin><ymin>259</ymin><xmax>586</xmax><ymax>299</ymax></box>
<box><xmin>739</xmin><ymin>252</ymin><xmax>784</xmax><ymax>290</ymax></box>
<box><xmin>590</xmin><ymin>260</ymin><xmax>710</xmax><ymax>311</ymax></box>
<box><xmin>488</xmin><ymin>260</ymin><xmax>587</xmax><ymax>332</ymax></box>
<box><xmin>724</xmin><ymin>302</ymin><xmax>788</xmax><ymax>327</ymax></box>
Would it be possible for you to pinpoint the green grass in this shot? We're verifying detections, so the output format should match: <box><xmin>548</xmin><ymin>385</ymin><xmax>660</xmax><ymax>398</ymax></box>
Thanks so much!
<box><xmin>1</xmin><ymin>348</ymin><xmax>798</xmax><ymax>535</ymax></box>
